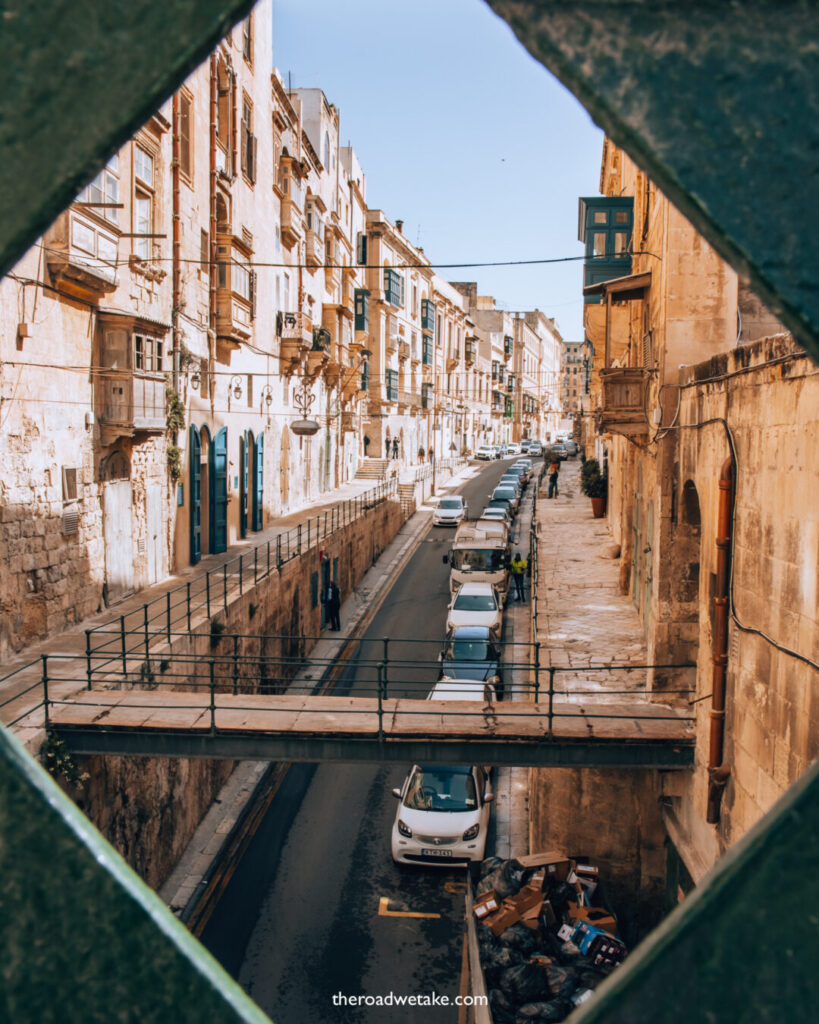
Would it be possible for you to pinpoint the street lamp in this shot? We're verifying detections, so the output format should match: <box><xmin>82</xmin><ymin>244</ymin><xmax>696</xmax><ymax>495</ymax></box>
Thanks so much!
<box><xmin>291</xmin><ymin>379</ymin><xmax>320</xmax><ymax>436</ymax></box>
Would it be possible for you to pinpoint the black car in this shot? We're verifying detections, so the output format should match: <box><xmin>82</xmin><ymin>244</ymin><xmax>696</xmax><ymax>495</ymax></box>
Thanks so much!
<box><xmin>439</xmin><ymin>625</ymin><xmax>504</xmax><ymax>699</ymax></box>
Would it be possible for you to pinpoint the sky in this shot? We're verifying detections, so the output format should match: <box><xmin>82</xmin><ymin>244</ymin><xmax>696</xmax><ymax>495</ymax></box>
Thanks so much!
<box><xmin>272</xmin><ymin>0</ymin><xmax>604</xmax><ymax>343</ymax></box>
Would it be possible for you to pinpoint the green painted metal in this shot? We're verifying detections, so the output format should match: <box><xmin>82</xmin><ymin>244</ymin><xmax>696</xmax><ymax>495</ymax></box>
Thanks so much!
<box><xmin>0</xmin><ymin>722</ymin><xmax>271</xmax><ymax>1023</ymax></box>
<box><xmin>0</xmin><ymin>0</ymin><xmax>255</xmax><ymax>282</ymax></box>
<box><xmin>486</xmin><ymin>0</ymin><xmax>819</xmax><ymax>362</ymax></box>
<box><xmin>566</xmin><ymin>757</ymin><xmax>819</xmax><ymax>1023</ymax></box>
<box><xmin>53</xmin><ymin>728</ymin><xmax>695</xmax><ymax>768</ymax></box>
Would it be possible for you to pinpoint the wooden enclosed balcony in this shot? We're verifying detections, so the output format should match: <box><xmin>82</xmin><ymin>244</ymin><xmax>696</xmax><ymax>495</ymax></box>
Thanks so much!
<box><xmin>598</xmin><ymin>367</ymin><xmax>650</xmax><ymax>435</ymax></box>
<box><xmin>97</xmin><ymin>371</ymin><xmax>165</xmax><ymax>442</ymax></box>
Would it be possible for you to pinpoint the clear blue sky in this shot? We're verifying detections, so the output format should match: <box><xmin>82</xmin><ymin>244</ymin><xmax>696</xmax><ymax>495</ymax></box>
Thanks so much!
<box><xmin>272</xmin><ymin>0</ymin><xmax>604</xmax><ymax>343</ymax></box>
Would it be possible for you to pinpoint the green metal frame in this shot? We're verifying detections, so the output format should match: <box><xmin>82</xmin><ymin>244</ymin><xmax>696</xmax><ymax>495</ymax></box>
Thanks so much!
<box><xmin>0</xmin><ymin>723</ymin><xmax>269</xmax><ymax>1023</ymax></box>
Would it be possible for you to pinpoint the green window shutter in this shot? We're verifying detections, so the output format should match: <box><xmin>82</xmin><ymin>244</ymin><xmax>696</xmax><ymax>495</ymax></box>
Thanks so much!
<box><xmin>356</xmin><ymin>232</ymin><xmax>367</xmax><ymax>265</ymax></box>
<box><xmin>354</xmin><ymin>289</ymin><xmax>369</xmax><ymax>331</ymax></box>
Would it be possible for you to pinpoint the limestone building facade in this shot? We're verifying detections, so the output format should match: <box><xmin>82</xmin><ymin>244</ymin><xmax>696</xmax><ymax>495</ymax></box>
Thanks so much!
<box><xmin>573</xmin><ymin>137</ymin><xmax>818</xmax><ymax>882</ymax></box>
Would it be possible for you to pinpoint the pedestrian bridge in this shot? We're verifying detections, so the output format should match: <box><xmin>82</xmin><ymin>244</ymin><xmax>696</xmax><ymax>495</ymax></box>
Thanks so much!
<box><xmin>47</xmin><ymin>690</ymin><xmax>694</xmax><ymax>768</ymax></box>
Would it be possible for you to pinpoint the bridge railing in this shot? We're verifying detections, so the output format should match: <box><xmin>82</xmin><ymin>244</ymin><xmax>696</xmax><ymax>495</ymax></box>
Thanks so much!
<box><xmin>2</xmin><ymin>637</ymin><xmax>697</xmax><ymax>739</ymax></box>
<box><xmin>82</xmin><ymin>478</ymin><xmax>399</xmax><ymax>660</ymax></box>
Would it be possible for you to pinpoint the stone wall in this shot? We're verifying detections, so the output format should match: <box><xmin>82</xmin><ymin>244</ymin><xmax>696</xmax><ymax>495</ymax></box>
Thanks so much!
<box><xmin>73</xmin><ymin>494</ymin><xmax>405</xmax><ymax>888</ymax></box>
<box><xmin>528</xmin><ymin>767</ymin><xmax>668</xmax><ymax>945</ymax></box>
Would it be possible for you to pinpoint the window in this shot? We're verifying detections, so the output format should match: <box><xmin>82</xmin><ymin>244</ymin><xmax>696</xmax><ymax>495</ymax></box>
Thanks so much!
<box><xmin>354</xmin><ymin>289</ymin><xmax>369</xmax><ymax>331</ymax></box>
<box><xmin>78</xmin><ymin>155</ymin><xmax>119</xmax><ymax>225</ymax></box>
<box><xmin>134</xmin><ymin>333</ymin><xmax>163</xmax><ymax>372</ymax></box>
<box><xmin>241</xmin><ymin>97</ymin><xmax>256</xmax><ymax>183</ymax></box>
<box><xmin>134</xmin><ymin>146</ymin><xmax>153</xmax><ymax>188</ymax></box>
<box><xmin>386</xmin><ymin>369</ymin><xmax>398</xmax><ymax>402</ymax></box>
<box><xmin>422</xmin><ymin>334</ymin><xmax>433</xmax><ymax>365</ymax></box>
<box><xmin>383</xmin><ymin>267</ymin><xmax>404</xmax><ymax>307</ymax></box>
<box><xmin>134</xmin><ymin>145</ymin><xmax>155</xmax><ymax>260</ymax></box>
<box><xmin>356</xmin><ymin>231</ymin><xmax>367</xmax><ymax>265</ymax></box>
<box><xmin>179</xmin><ymin>93</ymin><xmax>192</xmax><ymax>178</ymax></box>
<box><xmin>61</xmin><ymin>466</ymin><xmax>79</xmax><ymax>502</ymax></box>
<box><xmin>241</xmin><ymin>13</ymin><xmax>253</xmax><ymax>63</ymax></box>
<box><xmin>421</xmin><ymin>299</ymin><xmax>435</xmax><ymax>332</ymax></box>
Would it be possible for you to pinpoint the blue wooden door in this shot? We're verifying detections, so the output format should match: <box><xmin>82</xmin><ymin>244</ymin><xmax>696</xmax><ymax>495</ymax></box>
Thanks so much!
<box><xmin>189</xmin><ymin>425</ymin><xmax>201</xmax><ymax>565</ymax></box>
<box><xmin>240</xmin><ymin>431</ymin><xmax>249</xmax><ymax>539</ymax></box>
<box><xmin>253</xmin><ymin>432</ymin><xmax>264</xmax><ymax>531</ymax></box>
<box><xmin>211</xmin><ymin>427</ymin><xmax>228</xmax><ymax>554</ymax></box>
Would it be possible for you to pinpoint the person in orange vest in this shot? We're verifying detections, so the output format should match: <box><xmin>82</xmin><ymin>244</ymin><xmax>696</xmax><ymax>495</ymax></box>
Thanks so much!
<box><xmin>510</xmin><ymin>551</ymin><xmax>527</xmax><ymax>602</ymax></box>
<box><xmin>548</xmin><ymin>456</ymin><xmax>560</xmax><ymax>499</ymax></box>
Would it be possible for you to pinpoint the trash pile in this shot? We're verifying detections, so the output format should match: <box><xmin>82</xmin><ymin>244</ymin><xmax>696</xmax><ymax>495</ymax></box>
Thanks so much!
<box><xmin>473</xmin><ymin>851</ymin><xmax>628</xmax><ymax>1023</ymax></box>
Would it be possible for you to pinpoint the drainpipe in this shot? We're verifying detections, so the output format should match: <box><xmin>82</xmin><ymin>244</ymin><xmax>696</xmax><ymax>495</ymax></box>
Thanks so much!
<box><xmin>208</xmin><ymin>55</ymin><xmax>218</xmax><ymax>422</ymax></box>
<box><xmin>707</xmin><ymin>456</ymin><xmax>734</xmax><ymax>823</ymax></box>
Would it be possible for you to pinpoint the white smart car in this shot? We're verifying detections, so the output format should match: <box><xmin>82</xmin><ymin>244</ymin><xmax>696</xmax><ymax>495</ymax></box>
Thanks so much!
<box><xmin>391</xmin><ymin>762</ymin><xmax>494</xmax><ymax>865</ymax></box>
<box><xmin>446</xmin><ymin>581</ymin><xmax>503</xmax><ymax>638</ymax></box>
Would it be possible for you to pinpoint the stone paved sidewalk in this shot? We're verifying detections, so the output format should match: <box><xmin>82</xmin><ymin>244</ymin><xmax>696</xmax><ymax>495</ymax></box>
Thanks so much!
<box><xmin>534</xmin><ymin>460</ymin><xmax>648</xmax><ymax>702</ymax></box>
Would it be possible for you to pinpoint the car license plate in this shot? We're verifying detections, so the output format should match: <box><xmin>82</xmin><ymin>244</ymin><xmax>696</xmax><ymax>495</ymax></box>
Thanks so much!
<box><xmin>421</xmin><ymin>848</ymin><xmax>452</xmax><ymax>857</ymax></box>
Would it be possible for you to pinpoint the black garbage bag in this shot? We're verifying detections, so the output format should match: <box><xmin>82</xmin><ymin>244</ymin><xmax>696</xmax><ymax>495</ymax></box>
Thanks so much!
<box><xmin>548</xmin><ymin>881</ymin><xmax>576</xmax><ymax>911</ymax></box>
<box><xmin>499</xmin><ymin>961</ymin><xmax>551</xmax><ymax>1004</ymax></box>
<box><xmin>578</xmin><ymin>968</ymin><xmax>609</xmax><ymax>989</ymax></box>
<box><xmin>545</xmin><ymin>964</ymin><xmax>581</xmax><ymax>1001</ymax></box>
<box><xmin>489</xmin><ymin>988</ymin><xmax>518</xmax><ymax>1024</ymax></box>
<box><xmin>477</xmin><ymin>859</ymin><xmax>525</xmax><ymax>899</ymax></box>
<box><xmin>484</xmin><ymin>944</ymin><xmax>524</xmax><ymax>981</ymax></box>
<box><xmin>480</xmin><ymin>855</ymin><xmax>505</xmax><ymax>878</ymax></box>
<box><xmin>558</xmin><ymin>941</ymin><xmax>586</xmax><ymax>965</ymax></box>
<box><xmin>537</xmin><ymin>931</ymin><xmax>566</xmax><ymax>959</ymax></box>
<box><xmin>515</xmin><ymin>999</ymin><xmax>572</xmax><ymax>1023</ymax></box>
<box><xmin>499</xmin><ymin>923</ymin><xmax>541</xmax><ymax>954</ymax></box>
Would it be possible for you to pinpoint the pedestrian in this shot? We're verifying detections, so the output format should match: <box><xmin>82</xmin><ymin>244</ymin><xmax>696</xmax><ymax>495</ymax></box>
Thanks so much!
<box><xmin>326</xmin><ymin>580</ymin><xmax>341</xmax><ymax>631</ymax></box>
<box><xmin>392</xmin><ymin>437</ymin><xmax>399</xmax><ymax>460</ymax></box>
<box><xmin>548</xmin><ymin>457</ymin><xmax>560</xmax><ymax>499</ymax></box>
<box><xmin>510</xmin><ymin>550</ymin><xmax>527</xmax><ymax>602</ymax></box>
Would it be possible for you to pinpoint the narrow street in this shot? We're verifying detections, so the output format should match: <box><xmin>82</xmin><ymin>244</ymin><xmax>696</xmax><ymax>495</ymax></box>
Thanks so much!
<box><xmin>199</xmin><ymin>458</ymin><xmax>521</xmax><ymax>1023</ymax></box>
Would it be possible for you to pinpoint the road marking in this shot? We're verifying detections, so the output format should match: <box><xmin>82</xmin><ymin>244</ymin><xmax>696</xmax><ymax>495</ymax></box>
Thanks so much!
<box><xmin>378</xmin><ymin>896</ymin><xmax>441</xmax><ymax>919</ymax></box>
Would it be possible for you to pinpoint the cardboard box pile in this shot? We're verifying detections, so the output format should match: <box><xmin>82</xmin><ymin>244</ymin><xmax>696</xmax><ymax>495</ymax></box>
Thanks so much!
<box><xmin>474</xmin><ymin>852</ymin><xmax>628</xmax><ymax>1024</ymax></box>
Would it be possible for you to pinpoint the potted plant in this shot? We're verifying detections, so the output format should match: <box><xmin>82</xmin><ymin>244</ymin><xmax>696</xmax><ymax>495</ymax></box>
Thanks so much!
<box><xmin>580</xmin><ymin>457</ymin><xmax>608</xmax><ymax>517</ymax></box>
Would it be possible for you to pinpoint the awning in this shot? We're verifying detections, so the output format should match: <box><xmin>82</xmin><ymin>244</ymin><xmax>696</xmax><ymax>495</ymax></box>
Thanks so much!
<box><xmin>583</xmin><ymin>271</ymin><xmax>652</xmax><ymax>300</ymax></box>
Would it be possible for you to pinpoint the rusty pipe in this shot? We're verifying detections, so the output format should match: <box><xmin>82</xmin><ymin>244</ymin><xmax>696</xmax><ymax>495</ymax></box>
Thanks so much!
<box><xmin>209</xmin><ymin>55</ymin><xmax>217</xmax><ymax>336</ymax></box>
<box><xmin>707</xmin><ymin>455</ymin><xmax>734</xmax><ymax>823</ymax></box>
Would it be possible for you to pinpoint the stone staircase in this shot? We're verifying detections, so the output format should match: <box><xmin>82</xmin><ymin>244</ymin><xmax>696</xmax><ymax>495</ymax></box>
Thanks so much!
<box><xmin>398</xmin><ymin>481</ymin><xmax>417</xmax><ymax>516</ymax></box>
<box><xmin>354</xmin><ymin>458</ymin><xmax>391</xmax><ymax>481</ymax></box>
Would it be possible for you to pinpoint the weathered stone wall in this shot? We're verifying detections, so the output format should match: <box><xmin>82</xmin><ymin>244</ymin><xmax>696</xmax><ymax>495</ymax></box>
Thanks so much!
<box><xmin>675</xmin><ymin>333</ymin><xmax>819</xmax><ymax>857</ymax></box>
<box><xmin>528</xmin><ymin>767</ymin><xmax>668</xmax><ymax>945</ymax></box>
<box><xmin>74</xmin><ymin>495</ymin><xmax>405</xmax><ymax>888</ymax></box>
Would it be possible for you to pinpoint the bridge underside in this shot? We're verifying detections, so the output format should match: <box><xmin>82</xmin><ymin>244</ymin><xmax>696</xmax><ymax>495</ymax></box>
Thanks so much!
<box><xmin>49</xmin><ymin>691</ymin><xmax>694</xmax><ymax>768</ymax></box>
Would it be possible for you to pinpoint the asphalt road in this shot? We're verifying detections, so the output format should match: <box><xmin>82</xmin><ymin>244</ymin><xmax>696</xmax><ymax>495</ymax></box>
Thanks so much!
<box><xmin>200</xmin><ymin>458</ymin><xmax>518</xmax><ymax>1024</ymax></box>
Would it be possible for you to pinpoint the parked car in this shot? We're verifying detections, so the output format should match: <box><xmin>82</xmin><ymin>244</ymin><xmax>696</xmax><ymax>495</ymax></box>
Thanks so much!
<box><xmin>481</xmin><ymin>506</ymin><xmax>513</xmax><ymax>527</ymax></box>
<box><xmin>550</xmin><ymin>443</ymin><xmax>568</xmax><ymax>460</ymax></box>
<box><xmin>499</xmin><ymin>474</ymin><xmax>523</xmax><ymax>496</ymax></box>
<box><xmin>520</xmin><ymin>440</ymin><xmax>533</xmax><ymax>453</ymax></box>
<box><xmin>506</xmin><ymin>442</ymin><xmax>522</xmax><ymax>457</ymax></box>
<box><xmin>506</xmin><ymin>464</ymin><xmax>529</xmax><ymax>486</ymax></box>
<box><xmin>447</xmin><ymin>581</ymin><xmax>503</xmax><ymax>638</ymax></box>
<box><xmin>391</xmin><ymin>763</ymin><xmax>494</xmax><ymax>865</ymax></box>
<box><xmin>475</xmin><ymin>444</ymin><xmax>495</xmax><ymax>461</ymax></box>
<box><xmin>439</xmin><ymin>625</ymin><xmax>503</xmax><ymax>696</ymax></box>
<box><xmin>490</xmin><ymin>485</ymin><xmax>519</xmax><ymax>514</ymax></box>
<box><xmin>527</xmin><ymin>442</ymin><xmax>543</xmax><ymax>456</ymax></box>
<box><xmin>433</xmin><ymin>495</ymin><xmax>468</xmax><ymax>526</ymax></box>
<box><xmin>492</xmin><ymin>445</ymin><xmax>503</xmax><ymax>459</ymax></box>
<box><xmin>564</xmin><ymin>440</ymin><xmax>578</xmax><ymax>457</ymax></box>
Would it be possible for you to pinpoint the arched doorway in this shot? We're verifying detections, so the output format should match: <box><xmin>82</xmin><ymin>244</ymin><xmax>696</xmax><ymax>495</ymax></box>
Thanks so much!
<box><xmin>100</xmin><ymin>449</ymin><xmax>134</xmax><ymax>603</ymax></box>
<box><xmin>280</xmin><ymin>426</ymin><xmax>290</xmax><ymax>509</ymax></box>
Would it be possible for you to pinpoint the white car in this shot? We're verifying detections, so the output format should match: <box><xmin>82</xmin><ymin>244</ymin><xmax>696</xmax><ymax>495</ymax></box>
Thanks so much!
<box><xmin>433</xmin><ymin>495</ymin><xmax>467</xmax><ymax>526</ymax></box>
<box><xmin>506</xmin><ymin>442</ymin><xmax>521</xmax><ymax>456</ymax></box>
<box><xmin>527</xmin><ymin>442</ymin><xmax>543</xmax><ymax>456</ymax></box>
<box><xmin>391</xmin><ymin>762</ymin><xmax>494</xmax><ymax>865</ymax></box>
<box><xmin>475</xmin><ymin>445</ymin><xmax>495</xmax><ymax>461</ymax></box>
<box><xmin>447</xmin><ymin>581</ymin><xmax>503</xmax><ymax>637</ymax></box>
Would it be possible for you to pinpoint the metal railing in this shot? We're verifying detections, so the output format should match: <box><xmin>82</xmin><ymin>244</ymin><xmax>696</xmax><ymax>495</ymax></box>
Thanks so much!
<box><xmin>1</xmin><ymin>633</ymin><xmax>697</xmax><ymax>742</ymax></box>
<box><xmin>81</xmin><ymin>478</ymin><xmax>399</xmax><ymax>654</ymax></box>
